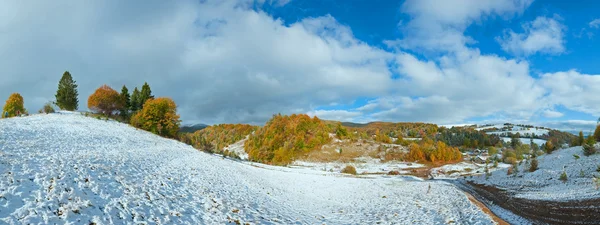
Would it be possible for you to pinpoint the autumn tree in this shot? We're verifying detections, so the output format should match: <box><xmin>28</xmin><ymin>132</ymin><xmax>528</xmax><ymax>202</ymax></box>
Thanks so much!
<box><xmin>2</xmin><ymin>93</ymin><xmax>26</xmax><ymax>118</ymax></box>
<box><xmin>55</xmin><ymin>71</ymin><xmax>79</xmax><ymax>111</ymax></box>
<box><xmin>130</xmin><ymin>97</ymin><xmax>180</xmax><ymax>138</ymax></box>
<box><xmin>578</xmin><ymin>131</ymin><xmax>585</xmax><ymax>146</ymax></box>
<box><xmin>544</xmin><ymin>140</ymin><xmax>555</xmax><ymax>154</ymax></box>
<box><xmin>119</xmin><ymin>85</ymin><xmax>130</xmax><ymax>117</ymax></box>
<box><xmin>594</xmin><ymin>125</ymin><xmax>600</xmax><ymax>142</ymax></box>
<box><xmin>130</xmin><ymin>87</ymin><xmax>141</xmax><ymax>111</ymax></box>
<box><xmin>88</xmin><ymin>85</ymin><xmax>123</xmax><ymax>116</ymax></box>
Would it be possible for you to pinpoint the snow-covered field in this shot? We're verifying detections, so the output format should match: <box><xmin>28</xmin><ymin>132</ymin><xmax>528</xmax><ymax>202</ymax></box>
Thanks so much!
<box><xmin>480</xmin><ymin>125</ymin><xmax>549</xmax><ymax>136</ymax></box>
<box><xmin>500</xmin><ymin>137</ymin><xmax>546</xmax><ymax>146</ymax></box>
<box><xmin>431</xmin><ymin>162</ymin><xmax>512</xmax><ymax>179</ymax></box>
<box><xmin>0</xmin><ymin>113</ymin><xmax>495</xmax><ymax>224</ymax></box>
<box><xmin>468</xmin><ymin>146</ymin><xmax>600</xmax><ymax>201</ymax></box>
<box><xmin>223</xmin><ymin>137</ymin><xmax>249</xmax><ymax>160</ymax></box>
<box><xmin>290</xmin><ymin>158</ymin><xmax>424</xmax><ymax>175</ymax></box>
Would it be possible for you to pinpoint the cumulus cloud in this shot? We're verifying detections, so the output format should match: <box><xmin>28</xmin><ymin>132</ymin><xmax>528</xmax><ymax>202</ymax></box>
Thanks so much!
<box><xmin>0</xmin><ymin>0</ymin><xmax>392</xmax><ymax>124</ymax></box>
<box><xmin>542</xmin><ymin>110</ymin><xmax>564</xmax><ymax>118</ymax></box>
<box><xmin>365</xmin><ymin>0</ymin><xmax>545</xmax><ymax>124</ymax></box>
<box><xmin>355</xmin><ymin>50</ymin><xmax>545</xmax><ymax>123</ymax></box>
<box><xmin>307</xmin><ymin>110</ymin><xmax>364</xmax><ymax>122</ymax></box>
<box><xmin>0</xmin><ymin>0</ymin><xmax>595</xmax><ymax>127</ymax></box>
<box><xmin>498</xmin><ymin>16</ymin><xmax>566</xmax><ymax>56</ymax></box>
<box><xmin>535</xmin><ymin>120</ymin><xmax>598</xmax><ymax>134</ymax></box>
<box><xmin>389</xmin><ymin>0</ymin><xmax>532</xmax><ymax>53</ymax></box>
<box><xmin>539</xmin><ymin>70</ymin><xmax>600</xmax><ymax>116</ymax></box>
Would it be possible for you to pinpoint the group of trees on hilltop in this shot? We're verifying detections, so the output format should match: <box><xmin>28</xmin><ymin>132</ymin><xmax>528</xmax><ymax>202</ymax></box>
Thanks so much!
<box><xmin>1</xmin><ymin>71</ymin><xmax>180</xmax><ymax>138</ymax></box>
<box><xmin>87</xmin><ymin>82</ymin><xmax>153</xmax><ymax>118</ymax></box>
<box><xmin>245</xmin><ymin>114</ymin><xmax>331</xmax><ymax>165</ymax></box>
<box><xmin>437</xmin><ymin>126</ymin><xmax>501</xmax><ymax>149</ymax></box>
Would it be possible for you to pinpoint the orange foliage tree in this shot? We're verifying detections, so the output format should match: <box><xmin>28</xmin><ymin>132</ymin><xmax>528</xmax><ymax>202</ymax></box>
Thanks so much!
<box><xmin>130</xmin><ymin>97</ymin><xmax>180</xmax><ymax>138</ymax></box>
<box><xmin>2</xmin><ymin>93</ymin><xmax>26</xmax><ymax>118</ymax></box>
<box><xmin>87</xmin><ymin>85</ymin><xmax>123</xmax><ymax>115</ymax></box>
<box><xmin>245</xmin><ymin>114</ymin><xmax>331</xmax><ymax>165</ymax></box>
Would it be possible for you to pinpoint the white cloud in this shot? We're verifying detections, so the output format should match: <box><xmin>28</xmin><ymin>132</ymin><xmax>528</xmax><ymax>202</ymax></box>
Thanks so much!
<box><xmin>535</xmin><ymin>120</ymin><xmax>598</xmax><ymax>134</ymax></box>
<box><xmin>0</xmin><ymin>0</ymin><xmax>393</xmax><ymax>124</ymax></box>
<box><xmin>355</xmin><ymin>49</ymin><xmax>546</xmax><ymax>123</ymax></box>
<box><xmin>539</xmin><ymin>70</ymin><xmax>600</xmax><ymax>116</ymax></box>
<box><xmin>542</xmin><ymin>110</ymin><xmax>564</xmax><ymax>118</ymax></box>
<box><xmin>590</xmin><ymin>19</ymin><xmax>600</xmax><ymax>28</ymax></box>
<box><xmin>390</xmin><ymin>0</ymin><xmax>532</xmax><ymax>53</ymax></box>
<box><xmin>0</xmin><ymin>0</ymin><xmax>595</xmax><ymax>127</ymax></box>
<box><xmin>498</xmin><ymin>16</ymin><xmax>566</xmax><ymax>56</ymax></box>
<box><xmin>306</xmin><ymin>110</ymin><xmax>363</xmax><ymax>122</ymax></box>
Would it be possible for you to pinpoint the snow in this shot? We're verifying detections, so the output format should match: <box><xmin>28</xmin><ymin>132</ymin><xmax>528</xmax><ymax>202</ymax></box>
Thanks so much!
<box><xmin>291</xmin><ymin>157</ymin><xmax>424</xmax><ymax>175</ymax></box>
<box><xmin>431</xmin><ymin>162</ymin><xmax>512</xmax><ymax>179</ymax></box>
<box><xmin>0</xmin><ymin>113</ymin><xmax>495</xmax><ymax>224</ymax></box>
<box><xmin>501</xmin><ymin>137</ymin><xmax>546</xmax><ymax>146</ymax></box>
<box><xmin>223</xmin><ymin>136</ymin><xmax>249</xmax><ymax>160</ymax></box>
<box><xmin>468</xmin><ymin>146</ymin><xmax>600</xmax><ymax>201</ymax></box>
<box><xmin>439</xmin><ymin>124</ymin><xmax>475</xmax><ymax>128</ymax></box>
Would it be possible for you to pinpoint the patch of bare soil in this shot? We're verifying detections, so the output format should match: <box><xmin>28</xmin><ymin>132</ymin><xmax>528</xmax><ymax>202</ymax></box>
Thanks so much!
<box><xmin>459</xmin><ymin>181</ymin><xmax>600</xmax><ymax>225</ymax></box>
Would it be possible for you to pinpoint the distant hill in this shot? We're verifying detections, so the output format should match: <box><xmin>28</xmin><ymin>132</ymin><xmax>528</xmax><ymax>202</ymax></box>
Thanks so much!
<box><xmin>179</xmin><ymin>124</ymin><xmax>209</xmax><ymax>133</ymax></box>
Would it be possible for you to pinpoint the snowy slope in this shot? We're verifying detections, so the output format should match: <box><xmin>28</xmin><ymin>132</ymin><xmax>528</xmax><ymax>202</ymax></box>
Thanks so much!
<box><xmin>500</xmin><ymin>137</ymin><xmax>546</xmax><ymax>146</ymax></box>
<box><xmin>0</xmin><ymin>113</ymin><xmax>495</xmax><ymax>224</ymax></box>
<box><xmin>468</xmin><ymin>146</ymin><xmax>600</xmax><ymax>201</ymax></box>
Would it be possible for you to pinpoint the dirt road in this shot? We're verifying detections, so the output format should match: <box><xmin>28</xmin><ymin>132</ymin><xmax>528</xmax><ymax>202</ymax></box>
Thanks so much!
<box><xmin>448</xmin><ymin>180</ymin><xmax>600</xmax><ymax>225</ymax></box>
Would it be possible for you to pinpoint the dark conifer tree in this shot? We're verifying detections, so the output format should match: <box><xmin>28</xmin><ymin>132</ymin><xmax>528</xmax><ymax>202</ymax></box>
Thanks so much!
<box><xmin>55</xmin><ymin>71</ymin><xmax>79</xmax><ymax>110</ymax></box>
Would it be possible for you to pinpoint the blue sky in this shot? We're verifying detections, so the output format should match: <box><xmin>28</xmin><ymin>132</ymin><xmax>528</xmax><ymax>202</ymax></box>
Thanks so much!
<box><xmin>0</xmin><ymin>0</ymin><xmax>599</xmax><ymax>132</ymax></box>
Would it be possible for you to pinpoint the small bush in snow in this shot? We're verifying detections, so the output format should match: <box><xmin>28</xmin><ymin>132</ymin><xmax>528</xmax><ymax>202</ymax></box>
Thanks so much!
<box><xmin>583</xmin><ymin>144</ymin><xmax>597</xmax><ymax>156</ymax></box>
<box><xmin>529</xmin><ymin>158</ymin><xmax>538</xmax><ymax>172</ymax></box>
<box><xmin>388</xmin><ymin>170</ymin><xmax>400</xmax><ymax>175</ymax></box>
<box><xmin>341</xmin><ymin>165</ymin><xmax>357</xmax><ymax>175</ymax></box>
<box><xmin>596</xmin><ymin>165</ymin><xmax>600</xmax><ymax>173</ymax></box>
<box><xmin>573</xmin><ymin>154</ymin><xmax>580</xmax><ymax>160</ymax></box>
<box><xmin>580</xmin><ymin>170</ymin><xmax>585</xmax><ymax>177</ymax></box>
<box><xmin>493</xmin><ymin>161</ymin><xmax>498</xmax><ymax>168</ymax></box>
<box><xmin>387</xmin><ymin>170</ymin><xmax>400</xmax><ymax>175</ymax></box>
<box><xmin>38</xmin><ymin>102</ymin><xmax>55</xmax><ymax>114</ymax></box>
<box><xmin>559</xmin><ymin>171</ymin><xmax>568</xmax><ymax>182</ymax></box>
<box><xmin>504</xmin><ymin>157</ymin><xmax>517</xmax><ymax>165</ymax></box>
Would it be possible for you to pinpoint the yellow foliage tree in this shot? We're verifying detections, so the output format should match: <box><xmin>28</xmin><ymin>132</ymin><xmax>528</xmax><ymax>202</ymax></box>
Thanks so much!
<box><xmin>130</xmin><ymin>97</ymin><xmax>181</xmax><ymax>138</ymax></box>
<box><xmin>2</xmin><ymin>93</ymin><xmax>26</xmax><ymax>118</ymax></box>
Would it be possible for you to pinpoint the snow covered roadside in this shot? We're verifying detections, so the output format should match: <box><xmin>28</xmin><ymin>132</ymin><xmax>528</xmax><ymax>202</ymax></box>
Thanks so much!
<box><xmin>0</xmin><ymin>113</ymin><xmax>496</xmax><ymax>224</ymax></box>
<box><xmin>467</xmin><ymin>146</ymin><xmax>600</xmax><ymax>201</ymax></box>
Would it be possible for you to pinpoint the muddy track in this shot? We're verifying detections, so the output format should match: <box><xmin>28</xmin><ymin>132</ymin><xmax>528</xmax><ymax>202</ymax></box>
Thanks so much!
<box><xmin>449</xmin><ymin>180</ymin><xmax>600</xmax><ymax>225</ymax></box>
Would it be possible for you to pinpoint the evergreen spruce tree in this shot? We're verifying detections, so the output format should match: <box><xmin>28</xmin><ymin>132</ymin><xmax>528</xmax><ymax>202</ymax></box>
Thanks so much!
<box><xmin>139</xmin><ymin>82</ymin><xmax>154</xmax><ymax>109</ymax></box>
<box><xmin>130</xmin><ymin>87</ymin><xmax>141</xmax><ymax>111</ymax></box>
<box><xmin>55</xmin><ymin>71</ymin><xmax>79</xmax><ymax>110</ymax></box>
<box><xmin>578</xmin><ymin>131</ymin><xmax>585</xmax><ymax>146</ymax></box>
<box><xmin>119</xmin><ymin>85</ymin><xmax>131</xmax><ymax>117</ymax></box>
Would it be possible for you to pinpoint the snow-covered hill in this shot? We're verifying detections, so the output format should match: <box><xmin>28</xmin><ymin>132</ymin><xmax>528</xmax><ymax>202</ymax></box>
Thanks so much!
<box><xmin>0</xmin><ymin>113</ymin><xmax>495</xmax><ymax>224</ymax></box>
<box><xmin>468</xmin><ymin>146</ymin><xmax>600</xmax><ymax>201</ymax></box>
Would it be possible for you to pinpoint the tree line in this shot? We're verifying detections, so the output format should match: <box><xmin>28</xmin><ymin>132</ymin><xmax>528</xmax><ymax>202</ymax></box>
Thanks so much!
<box><xmin>2</xmin><ymin>71</ymin><xmax>180</xmax><ymax>138</ymax></box>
